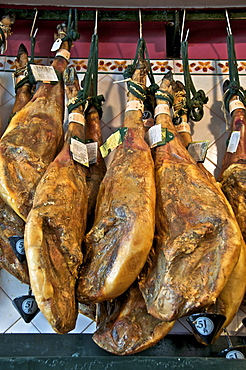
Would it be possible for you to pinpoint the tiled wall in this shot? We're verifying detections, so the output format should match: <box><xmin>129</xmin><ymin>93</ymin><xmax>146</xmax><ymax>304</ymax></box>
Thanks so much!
<box><xmin>0</xmin><ymin>56</ymin><xmax>246</xmax><ymax>338</ymax></box>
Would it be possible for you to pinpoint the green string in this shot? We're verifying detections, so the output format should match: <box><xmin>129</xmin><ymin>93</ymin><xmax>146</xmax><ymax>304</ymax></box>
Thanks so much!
<box><xmin>123</xmin><ymin>37</ymin><xmax>158</xmax><ymax>102</ymax></box>
<box><xmin>67</xmin><ymin>31</ymin><xmax>105</xmax><ymax>118</ymax></box>
<box><xmin>61</xmin><ymin>9</ymin><xmax>80</xmax><ymax>47</ymax></box>
<box><xmin>223</xmin><ymin>34</ymin><xmax>246</xmax><ymax>112</ymax></box>
<box><xmin>155</xmin><ymin>88</ymin><xmax>174</xmax><ymax>107</ymax></box>
<box><xmin>181</xmin><ymin>41</ymin><xmax>208</xmax><ymax>121</ymax></box>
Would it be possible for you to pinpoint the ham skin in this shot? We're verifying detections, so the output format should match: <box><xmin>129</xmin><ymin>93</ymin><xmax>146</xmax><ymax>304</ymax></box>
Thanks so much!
<box><xmin>139</xmin><ymin>77</ymin><xmax>243</xmax><ymax>321</ymax></box>
<box><xmin>24</xmin><ymin>67</ymin><xmax>88</xmax><ymax>334</ymax></box>
<box><xmin>77</xmin><ymin>61</ymin><xmax>156</xmax><ymax>303</ymax></box>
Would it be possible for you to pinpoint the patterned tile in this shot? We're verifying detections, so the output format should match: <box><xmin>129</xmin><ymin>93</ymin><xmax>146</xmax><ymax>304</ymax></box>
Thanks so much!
<box><xmin>174</xmin><ymin>60</ymin><xmax>216</xmax><ymax>74</ymax></box>
<box><xmin>216</xmin><ymin>60</ymin><xmax>246</xmax><ymax>75</ymax></box>
<box><xmin>0</xmin><ymin>56</ymin><xmax>5</xmax><ymax>70</ymax></box>
<box><xmin>4</xmin><ymin>57</ymin><xmax>17</xmax><ymax>72</ymax></box>
<box><xmin>151</xmin><ymin>60</ymin><xmax>174</xmax><ymax>74</ymax></box>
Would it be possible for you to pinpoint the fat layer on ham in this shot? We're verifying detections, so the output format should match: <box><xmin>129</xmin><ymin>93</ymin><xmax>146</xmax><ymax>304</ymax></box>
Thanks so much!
<box><xmin>139</xmin><ymin>76</ymin><xmax>243</xmax><ymax>321</ymax></box>
<box><xmin>77</xmin><ymin>60</ymin><xmax>156</xmax><ymax>303</ymax></box>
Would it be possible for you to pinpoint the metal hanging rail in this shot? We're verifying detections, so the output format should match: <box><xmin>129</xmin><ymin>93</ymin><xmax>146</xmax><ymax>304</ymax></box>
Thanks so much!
<box><xmin>0</xmin><ymin>7</ymin><xmax>246</xmax><ymax>22</ymax></box>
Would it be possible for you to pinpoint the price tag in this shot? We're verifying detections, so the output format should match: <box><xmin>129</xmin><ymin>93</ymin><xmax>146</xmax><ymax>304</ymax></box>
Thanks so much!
<box><xmin>227</xmin><ymin>131</ymin><xmax>241</xmax><ymax>153</ymax></box>
<box><xmin>86</xmin><ymin>142</ymin><xmax>98</xmax><ymax>165</ymax></box>
<box><xmin>187</xmin><ymin>141</ymin><xmax>209</xmax><ymax>162</ymax></box>
<box><xmin>176</xmin><ymin>121</ymin><xmax>191</xmax><ymax>134</ymax></box>
<box><xmin>145</xmin><ymin>124</ymin><xmax>162</xmax><ymax>147</ymax></box>
<box><xmin>8</xmin><ymin>236</ymin><xmax>25</xmax><ymax>262</ymax></box>
<box><xmin>145</xmin><ymin>124</ymin><xmax>174</xmax><ymax>147</ymax></box>
<box><xmin>229</xmin><ymin>98</ymin><xmax>246</xmax><ymax>114</ymax></box>
<box><xmin>154</xmin><ymin>103</ymin><xmax>171</xmax><ymax>118</ymax></box>
<box><xmin>51</xmin><ymin>38</ymin><xmax>62</xmax><ymax>52</ymax></box>
<box><xmin>142</xmin><ymin>110</ymin><xmax>154</xmax><ymax>127</ymax></box>
<box><xmin>125</xmin><ymin>100</ymin><xmax>144</xmax><ymax>113</ymax></box>
<box><xmin>226</xmin><ymin>350</ymin><xmax>245</xmax><ymax>359</ymax></box>
<box><xmin>194</xmin><ymin>317</ymin><xmax>214</xmax><ymax>335</ymax></box>
<box><xmin>70</xmin><ymin>137</ymin><xmax>89</xmax><ymax>167</ymax></box>
<box><xmin>100</xmin><ymin>128</ymin><xmax>128</xmax><ymax>158</ymax></box>
<box><xmin>12</xmin><ymin>294</ymin><xmax>40</xmax><ymax>323</ymax></box>
<box><xmin>29</xmin><ymin>65</ymin><xmax>58</xmax><ymax>83</ymax></box>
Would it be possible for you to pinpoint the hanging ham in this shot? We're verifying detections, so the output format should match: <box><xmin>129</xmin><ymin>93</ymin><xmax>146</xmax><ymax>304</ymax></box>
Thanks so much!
<box><xmin>220</xmin><ymin>99</ymin><xmax>246</xmax><ymax>242</ymax></box>
<box><xmin>84</xmin><ymin>107</ymin><xmax>107</xmax><ymax>231</ymax></box>
<box><xmin>78</xmin><ymin>104</ymin><xmax>106</xmax><ymax>320</ymax></box>
<box><xmin>77</xmin><ymin>59</ymin><xmax>156</xmax><ymax>303</ymax></box>
<box><xmin>172</xmin><ymin>77</ymin><xmax>246</xmax><ymax>344</ymax></box>
<box><xmin>0</xmin><ymin>44</ymin><xmax>32</xmax><ymax>284</ymax></box>
<box><xmin>24</xmin><ymin>66</ymin><xmax>88</xmax><ymax>334</ymax></box>
<box><xmin>0</xmin><ymin>21</ymin><xmax>77</xmax><ymax>221</ymax></box>
<box><xmin>139</xmin><ymin>74</ymin><xmax>243</xmax><ymax>322</ymax></box>
<box><xmin>93</xmin><ymin>279</ymin><xmax>175</xmax><ymax>355</ymax></box>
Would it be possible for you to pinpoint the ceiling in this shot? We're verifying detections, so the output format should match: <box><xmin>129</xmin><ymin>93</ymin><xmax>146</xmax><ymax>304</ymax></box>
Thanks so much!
<box><xmin>2</xmin><ymin>0</ymin><xmax>246</xmax><ymax>9</ymax></box>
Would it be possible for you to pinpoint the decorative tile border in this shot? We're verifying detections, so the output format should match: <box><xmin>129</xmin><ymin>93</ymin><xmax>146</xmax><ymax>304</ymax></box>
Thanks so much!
<box><xmin>2</xmin><ymin>56</ymin><xmax>246</xmax><ymax>75</ymax></box>
<box><xmin>174</xmin><ymin>60</ymin><xmax>216</xmax><ymax>74</ymax></box>
<box><xmin>0</xmin><ymin>57</ymin><xmax>5</xmax><ymax>70</ymax></box>
<box><xmin>217</xmin><ymin>60</ymin><xmax>246</xmax><ymax>74</ymax></box>
<box><xmin>4</xmin><ymin>57</ymin><xmax>48</xmax><ymax>71</ymax></box>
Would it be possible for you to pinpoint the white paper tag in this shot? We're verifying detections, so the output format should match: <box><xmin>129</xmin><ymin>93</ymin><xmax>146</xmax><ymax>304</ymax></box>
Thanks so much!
<box><xmin>145</xmin><ymin>124</ymin><xmax>162</xmax><ymax>147</ymax></box>
<box><xmin>68</xmin><ymin>113</ymin><xmax>85</xmax><ymax>126</ymax></box>
<box><xmin>86</xmin><ymin>142</ymin><xmax>98</xmax><ymax>165</ymax></box>
<box><xmin>51</xmin><ymin>38</ymin><xmax>62</xmax><ymax>52</ymax></box>
<box><xmin>176</xmin><ymin>121</ymin><xmax>191</xmax><ymax>134</ymax></box>
<box><xmin>29</xmin><ymin>65</ymin><xmax>58</xmax><ymax>83</ymax></box>
<box><xmin>100</xmin><ymin>128</ymin><xmax>128</xmax><ymax>158</ymax></box>
<box><xmin>125</xmin><ymin>100</ymin><xmax>144</xmax><ymax>113</ymax></box>
<box><xmin>55</xmin><ymin>49</ymin><xmax>70</xmax><ymax>62</ymax></box>
<box><xmin>154</xmin><ymin>104</ymin><xmax>171</xmax><ymax>118</ymax></box>
<box><xmin>227</xmin><ymin>131</ymin><xmax>241</xmax><ymax>153</ymax></box>
<box><xmin>70</xmin><ymin>137</ymin><xmax>89</xmax><ymax>167</ymax></box>
<box><xmin>229</xmin><ymin>98</ymin><xmax>246</xmax><ymax>114</ymax></box>
<box><xmin>187</xmin><ymin>141</ymin><xmax>209</xmax><ymax>162</ymax></box>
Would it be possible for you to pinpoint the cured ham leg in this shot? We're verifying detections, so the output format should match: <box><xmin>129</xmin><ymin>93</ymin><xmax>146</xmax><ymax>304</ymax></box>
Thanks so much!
<box><xmin>24</xmin><ymin>67</ymin><xmax>88</xmax><ymax>334</ymax></box>
<box><xmin>0</xmin><ymin>44</ymin><xmax>32</xmax><ymax>284</ymax></box>
<box><xmin>0</xmin><ymin>22</ymin><xmax>76</xmax><ymax>221</ymax></box>
<box><xmin>85</xmin><ymin>107</ymin><xmax>107</xmax><ymax>230</ymax></box>
<box><xmin>77</xmin><ymin>60</ymin><xmax>156</xmax><ymax>303</ymax></box>
<box><xmin>173</xmin><ymin>78</ymin><xmax>246</xmax><ymax>344</ymax></box>
<box><xmin>139</xmin><ymin>75</ymin><xmax>243</xmax><ymax>321</ymax></box>
<box><xmin>220</xmin><ymin>101</ymin><xmax>246</xmax><ymax>241</ymax></box>
<box><xmin>93</xmin><ymin>281</ymin><xmax>175</xmax><ymax>355</ymax></box>
<box><xmin>78</xmin><ymin>105</ymin><xmax>106</xmax><ymax>320</ymax></box>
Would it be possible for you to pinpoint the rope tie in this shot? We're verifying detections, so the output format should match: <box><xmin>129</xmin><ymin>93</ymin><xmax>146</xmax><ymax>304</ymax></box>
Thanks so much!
<box><xmin>58</xmin><ymin>9</ymin><xmax>80</xmax><ymax>48</ymax></box>
<box><xmin>223</xmin><ymin>35</ymin><xmax>246</xmax><ymax>112</ymax></box>
<box><xmin>123</xmin><ymin>37</ymin><xmax>157</xmax><ymax>104</ymax></box>
<box><xmin>181</xmin><ymin>40</ymin><xmax>208</xmax><ymax>122</ymax></box>
<box><xmin>127</xmin><ymin>80</ymin><xmax>147</xmax><ymax>101</ymax></box>
<box><xmin>172</xmin><ymin>90</ymin><xmax>188</xmax><ymax>125</ymax></box>
<box><xmin>67</xmin><ymin>30</ymin><xmax>105</xmax><ymax>119</ymax></box>
<box><xmin>155</xmin><ymin>88</ymin><xmax>174</xmax><ymax>107</ymax></box>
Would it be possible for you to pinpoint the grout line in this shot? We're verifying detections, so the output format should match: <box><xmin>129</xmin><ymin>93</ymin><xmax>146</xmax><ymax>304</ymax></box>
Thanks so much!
<box><xmin>80</xmin><ymin>320</ymin><xmax>95</xmax><ymax>334</ymax></box>
<box><xmin>3</xmin><ymin>318</ymin><xmax>22</xmax><ymax>333</ymax></box>
<box><xmin>177</xmin><ymin>319</ymin><xmax>193</xmax><ymax>335</ymax></box>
